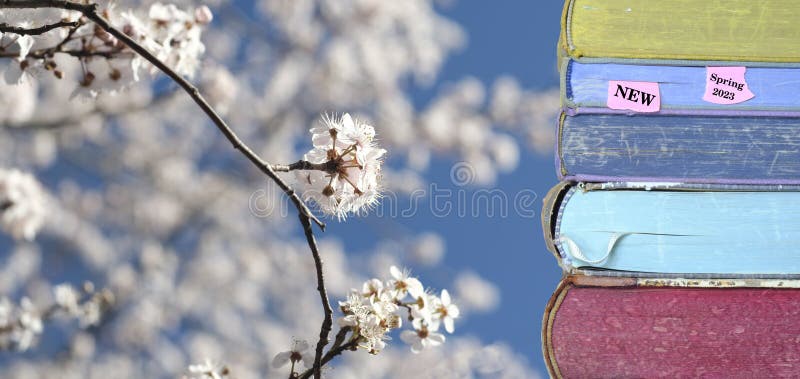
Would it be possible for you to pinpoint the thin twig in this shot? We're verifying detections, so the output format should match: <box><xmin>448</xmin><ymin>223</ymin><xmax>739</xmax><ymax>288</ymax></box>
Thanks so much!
<box><xmin>0</xmin><ymin>48</ymin><xmax>125</xmax><ymax>59</ymax></box>
<box><xmin>273</xmin><ymin>160</ymin><xmax>332</xmax><ymax>173</ymax></box>
<box><xmin>299</xmin><ymin>214</ymin><xmax>334</xmax><ymax>379</ymax></box>
<box><xmin>0</xmin><ymin>20</ymin><xmax>79</xmax><ymax>35</ymax></box>
<box><xmin>297</xmin><ymin>339</ymin><xmax>359</xmax><ymax>379</ymax></box>
<box><xmin>0</xmin><ymin>1</ymin><xmax>333</xmax><ymax>376</ymax></box>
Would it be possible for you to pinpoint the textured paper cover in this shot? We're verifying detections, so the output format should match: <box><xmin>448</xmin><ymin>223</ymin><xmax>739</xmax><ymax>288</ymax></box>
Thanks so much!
<box><xmin>561</xmin><ymin>0</ymin><xmax>800</xmax><ymax>63</ymax></box>
<box><xmin>543</xmin><ymin>276</ymin><xmax>800</xmax><ymax>378</ymax></box>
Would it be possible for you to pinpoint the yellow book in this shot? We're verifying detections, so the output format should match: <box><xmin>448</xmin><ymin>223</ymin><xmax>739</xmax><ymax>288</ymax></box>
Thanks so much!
<box><xmin>560</xmin><ymin>0</ymin><xmax>800</xmax><ymax>63</ymax></box>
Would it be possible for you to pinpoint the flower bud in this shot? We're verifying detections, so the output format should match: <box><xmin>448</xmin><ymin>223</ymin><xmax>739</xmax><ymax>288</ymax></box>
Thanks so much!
<box><xmin>194</xmin><ymin>6</ymin><xmax>213</xmax><ymax>25</ymax></box>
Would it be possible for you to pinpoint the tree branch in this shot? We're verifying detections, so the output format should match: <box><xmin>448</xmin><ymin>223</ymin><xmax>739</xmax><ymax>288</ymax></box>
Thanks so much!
<box><xmin>0</xmin><ymin>20</ymin><xmax>79</xmax><ymax>35</ymax></box>
<box><xmin>300</xmin><ymin>214</ymin><xmax>334</xmax><ymax>379</ymax></box>
<box><xmin>297</xmin><ymin>338</ymin><xmax>359</xmax><ymax>379</ymax></box>
<box><xmin>272</xmin><ymin>160</ymin><xmax>332</xmax><ymax>173</ymax></box>
<box><xmin>0</xmin><ymin>1</ymin><xmax>335</xmax><ymax>377</ymax></box>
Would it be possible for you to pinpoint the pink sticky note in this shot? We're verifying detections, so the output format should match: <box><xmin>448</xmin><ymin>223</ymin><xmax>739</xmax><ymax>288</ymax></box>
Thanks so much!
<box><xmin>607</xmin><ymin>80</ymin><xmax>661</xmax><ymax>112</ymax></box>
<box><xmin>703</xmin><ymin>66</ymin><xmax>755</xmax><ymax>104</ymax></box>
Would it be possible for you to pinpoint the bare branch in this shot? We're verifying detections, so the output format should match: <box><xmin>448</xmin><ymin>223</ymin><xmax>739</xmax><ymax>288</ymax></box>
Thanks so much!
<box><xmin>0</xmin><ymin>48</ymin><xmax>125</xmax><ymax>59</ymax></box>
<box><xmin>0</xmin><ymin>20</ymin><xmax>79</xmax><ymax>35</ymax></box>
<box><xmin>273</xmin><ymin>160</ymin><xmax>332</xmax><ymax>173</ymax></box>
<box><xmin>299</xmin><ymin>214</ymin><xmax>334</xmax><ymax>379</ymax></box>
<box><xmin>297</xmin><ymin>338</ymin><xmax>359</xmax><ymax>379</ymax></box>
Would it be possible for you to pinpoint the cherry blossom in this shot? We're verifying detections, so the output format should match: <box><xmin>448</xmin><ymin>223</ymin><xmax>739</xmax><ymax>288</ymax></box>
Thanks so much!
<box><xmin>295</xmin><ymin>113</ymin><xmax>386</xmax><ymax>219</ymax></box>
<box><xmin>272</xmin><ymin>339</ymin><xmax>314</xmax><ymax>370</ymax></box>
<box><xmin>186</xmin><ymin>358</ymin><xmax>230</xmax><ymax>379</ymax></box>
<box><xmin>400</xmin><ymin>319</ymin><xmax>446</xmax><ymax>354</ymax></box>
<box><xmin>0</xmin><ymin>168</ymin><xmax>45</xmax><ymax>241</ymax></box>
<box><xmin>433</xmin><ymin>289</ymin><xmax>460</xmax><ymax>333</ymax></box>
<box><xmin>388</xmin><ymin>265</ymin><xmax>424</xmax><ymax>300</ymax></box>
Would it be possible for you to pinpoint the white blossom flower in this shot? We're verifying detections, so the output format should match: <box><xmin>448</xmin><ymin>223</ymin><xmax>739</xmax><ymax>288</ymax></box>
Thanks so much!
<box><xmin>360</xmin><ymin>278</ymin><xmax>384</xmax><ymax>300</ymax></box>
<box><xmin>409</xmin><ymin>292</ymin><xmax>435</xmax><ymax>326</ymax></box>
<box><xmin>0</xmin><ymin>297</ymin><xmax>12</xmax><ymax>328</ymax></box>
<box><xmin>296</xmin><ymin>113</ymin><xmax>385</xmax><ymax>219</ymax></box>
<box><xmin>79</xmin><ymin>300</ymin><xmax>102</xmax><ymax>328</ymax></box>
<box><xmin>3</xmin><ymin>57</ymin><xmax>39</xmax><ymax>85</ymax></box>
<box><xmin>2</xmin><ymin>2</ymin><xmax>210</xmax><ymax>97</ymax></box>
<box><xmin>388</xmin><ymin>265</ymin><xmax>424</xmax><ymax>300</ymax></box>
<box><xmin>54</xmin><ymin>283</ymin><xmax>81</xmax><ymax>315</ymax></box>
<box><xmin>186</xmin><ymin>358</ymin><xmax>229</xmax><ymax>379</ymax></box>
<box><xmin>144</xmin><ymin>3</ymin><xmax>207</xmax><ymax>78</ymax></box>
<box><xmin>13</xmin><ymin>297</ymin><xmax>43</xmax><ymax>351</ymax></box>
<box><xmin>338</xmin><ymin>292</ymin><xmax>371</xmax><ymax>327</ymax></box>
<box><xmin>272</xmin><ymin>339</ymin><xmax>314</xmax><ymax>369</ymax></box>
<box><xmin>433</xmin><ymin>289</ymin><xmax>460</xmax><ymax>333</ymax></box>
<box><xmin>194</xmin><ymin>6</ymin><xmax>214</xmax><ymax>25</ymax></box>
<box><xmin>0</xmin><ymin>168</ymin><xmax>46</xmax><ymax>240</ymax></box>
<box><xmin>358</xmin><ymin>314</ymin><xmax>391</xmax><ymax>354</ymax></box>
<box><xmin>400</xmin><ymin>319</ymin><xmax>446</xmax><ymax>354</ymax></box>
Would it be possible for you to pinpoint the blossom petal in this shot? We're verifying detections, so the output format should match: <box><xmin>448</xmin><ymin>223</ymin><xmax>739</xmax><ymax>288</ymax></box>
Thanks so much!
<box><xmin>428</xmin><ymin>332</ymin><xmax>445</xmax><ymax>346</ymax></box>
<box><xmin>342</xmin><ymin>113</ymin><xmax>354</xmax><ymax>131</ymax></box>
<box><xmin>400</xmin><ymin>330</ymin><xmax>417</xmax><ymax>345</ymax></box>
<box><xmin>389</xmin><ymin>266</ymin><xmax>402</xmax><ymax>280</ymax></box>
<box><xmin>444</xmin><ymin>317</ymin><xmax>455</xmax><ymax>334</ymax></box>
<box><xmin>4</xmin><ymin>62</ymin><xmax>25</xmax><ymax>85</ymax></box>
<box><xmin>411</xmin><ymin>340</ymin><xmax>424</xmax><ymax>353</ymax></box>
<box><xmin>293</xmin><ymin>339</ymin><xmax>310</xmax><ymax>352</ymax></box>
<box><xmin>16</xmin><ymin>35</ymin><xmax>34</xmax><ymax>60</ymax></box>
<box><xmin>301</xmin><ymin>354</ymin><xmax>314</xmax><ymax>368</ymax></box>
<box><xmin>271</xmin><ymin>351</ymin><xmax>291</xmax><ymax>368</ymax></box>
<box><xmin>440</xmin><ymin>289</ymin><xmax>451</xmax><ymax>305</ymax></box>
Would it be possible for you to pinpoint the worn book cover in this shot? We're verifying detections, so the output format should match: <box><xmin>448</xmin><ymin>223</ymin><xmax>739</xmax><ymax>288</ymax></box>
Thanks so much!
<box><xmin>542</xmin><ymin>182</ymin><xmax>800</xmax><ymax>275</ymax></box>
<box><xmin>560</xmin><ymin>0</ymin><xmax>800</xmax><ymax>63</ymax></box>
<box><xmin>562</xmin><ymin>59</ymin><xmax>800</xmax><ymax>113</ymax></box>
<box><xmin>543</xmin><ymin>275</ymin><xmax>800</xmax><ymax>378</ymax></box>
<box><xmin>557</xmin><ymin>112</ymin><xmax>800</xmax><ymax>184</ymax></box>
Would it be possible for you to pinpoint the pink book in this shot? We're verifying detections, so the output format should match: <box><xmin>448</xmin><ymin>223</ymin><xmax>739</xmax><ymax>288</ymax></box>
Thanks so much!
<box><xmin>543</xmin><ymin>275</ymin><xmax>800</xmax><ymax>378</ymax></box>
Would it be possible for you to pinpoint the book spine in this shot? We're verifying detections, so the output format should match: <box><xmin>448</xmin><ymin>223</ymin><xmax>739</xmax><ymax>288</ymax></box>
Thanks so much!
<box><xmin>564</xmin><ymin>60</ymin><xmax>800</xmax><ymax>112</ymax></box>
<box><xmin>554</xmin><ymin>185</ymin><xmax>800</xmax><ymax>274</ymax></box>
<box><xmin>566</xmin><ymin>0</ymin><xmax>800</xmax><ymax>63</ymax></box>
<box><xmin>546</xmin><ymin>277</ymin><xmax>800</xmax><ymax>377</ymax></box>
<box><xmin>541</xmin><ymin>277</ymin><xmax>570</xmax><ymax>379</ymax></box>
<box><xmin>559</xmin><ymin>113</ymin><xmax>800</xmax><ymax>184</ymax></box>
<box><xmin>540</xmin><ymin>181</ymin><xmax>572</xmax><ymax>266</ymax></box>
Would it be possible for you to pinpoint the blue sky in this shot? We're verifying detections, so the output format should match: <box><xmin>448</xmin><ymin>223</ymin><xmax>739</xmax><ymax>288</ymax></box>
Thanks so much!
<box><xmin>335</xmin><ymin>2</ymin><xmax>565</xmax><ymax>375</ymax></box>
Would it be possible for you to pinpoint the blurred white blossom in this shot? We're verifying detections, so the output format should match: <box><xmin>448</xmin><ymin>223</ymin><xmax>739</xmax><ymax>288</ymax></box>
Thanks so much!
<box><xmin>0</xmin><ymin>168</ymin><xmax>46</xmax><ymax>241</ymax></box>
<box><xmin>0</xmin><ymin>3</ymin><xmax>211</xmax><ymax>97</ymax></box>
<box><xmin>400</xmin><ymin>318</ymin><xmax>445</xmax><ymax>354</ymax></box>
<box><xmin>186</xmin><ymin>358</ymin><xmax>229</xmax><ymax>379</ymax></box>
<box><xmin>272</xmin><ymin>338</ymin><xmax>314</xmax><ymax>370</ymax></box>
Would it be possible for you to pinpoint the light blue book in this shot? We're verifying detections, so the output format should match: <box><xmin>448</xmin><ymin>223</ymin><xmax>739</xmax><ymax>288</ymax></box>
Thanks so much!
<box><xmin>542</xmin><ymin>182</ymin><xmax>800</xmax><ymax>276</ymax></box>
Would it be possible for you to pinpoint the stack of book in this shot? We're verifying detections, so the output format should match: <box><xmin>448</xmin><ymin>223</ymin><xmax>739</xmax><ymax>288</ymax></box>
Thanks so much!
<box><xmin>542</xmin><ymin>1</ymin><xmax>800</xmax><ymax>377</ymax></box>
